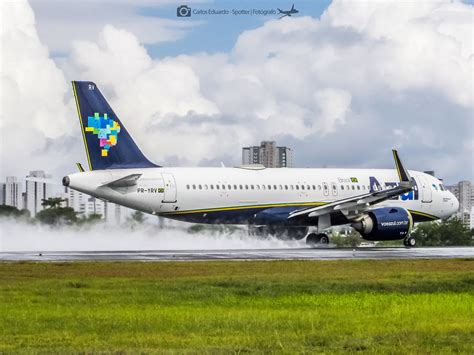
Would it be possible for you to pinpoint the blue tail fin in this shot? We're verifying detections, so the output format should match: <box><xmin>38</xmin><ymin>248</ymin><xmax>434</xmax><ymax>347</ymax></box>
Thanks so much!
<box><xmin>72</xmin><ymin>81</ymin><xmax>159</xmax><ymax>170</ymax></box>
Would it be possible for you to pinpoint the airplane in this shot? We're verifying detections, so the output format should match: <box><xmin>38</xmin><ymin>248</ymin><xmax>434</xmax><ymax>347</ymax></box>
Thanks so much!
<box><xmin>63</xmin><ymin>81</ymin><xmax>459</xmax><ymax>247</ymax></box>
<box><xmin>278</xmin><ymin>4</ymin><xmax>298</xmax><ymax>19</ymax></box>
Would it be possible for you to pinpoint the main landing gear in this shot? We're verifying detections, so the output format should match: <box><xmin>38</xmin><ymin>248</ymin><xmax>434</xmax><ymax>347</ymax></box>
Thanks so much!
<box><xmin>306</xmin><ymin>233</ymin><xmax>330</xmax><ymax>246</ymax></box>
<box><xmin>403</xmin><ymin>236</ymin><xmax>416</xmax><ymax>247</ymax></box>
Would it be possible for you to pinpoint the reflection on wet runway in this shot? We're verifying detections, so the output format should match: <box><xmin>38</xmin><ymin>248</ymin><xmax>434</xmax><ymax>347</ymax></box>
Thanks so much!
<box><xmin>1</xmin><ymin>247</ymin><xmax>473</xmax><ymax>262</ymax></box>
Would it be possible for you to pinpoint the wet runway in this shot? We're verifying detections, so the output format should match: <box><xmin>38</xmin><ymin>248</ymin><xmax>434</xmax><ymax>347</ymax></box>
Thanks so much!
<box><xmin>1</xmin><ymin>247</ymin><xmax>473</xmax><ymax>262</ymax></box>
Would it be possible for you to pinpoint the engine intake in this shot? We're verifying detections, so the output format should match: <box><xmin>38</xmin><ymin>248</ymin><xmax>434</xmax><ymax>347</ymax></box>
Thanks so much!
<box><xmin>352</xmin><ymin>207</ymin><xmax>412</xmax><ymax>241</ymax></box>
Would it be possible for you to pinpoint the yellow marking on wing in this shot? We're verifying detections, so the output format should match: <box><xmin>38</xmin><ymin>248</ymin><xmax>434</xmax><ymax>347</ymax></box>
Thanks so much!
<box><xmin>393</xmin><ymin>150</ymin><xmax>402</xmax><ymax>181</ymax></box>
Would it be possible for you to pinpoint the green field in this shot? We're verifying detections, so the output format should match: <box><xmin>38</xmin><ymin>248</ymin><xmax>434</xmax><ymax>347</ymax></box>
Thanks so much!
<box><xmin>1</xmin><ymin>260</ymin><xmax>473</xmax><ymax>353</ymax></box>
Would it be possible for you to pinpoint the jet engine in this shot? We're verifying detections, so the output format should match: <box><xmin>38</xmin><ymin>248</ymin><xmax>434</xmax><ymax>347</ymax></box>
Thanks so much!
<box><xmin>352</xmin><ymin>207</ymin><xmax>412</xmax><ymax>241</ymax></box>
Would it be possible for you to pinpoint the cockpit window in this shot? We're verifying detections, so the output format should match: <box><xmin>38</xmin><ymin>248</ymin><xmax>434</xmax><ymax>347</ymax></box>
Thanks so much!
<box><xmin>432</xmin><ymin>183</ymin><xmax>438</xmax><ymax>191</ymax></box>
<box><xmin>439</xmin><ymin>184</ymin><xmax>445</xmax><ymax>191</ymax></box>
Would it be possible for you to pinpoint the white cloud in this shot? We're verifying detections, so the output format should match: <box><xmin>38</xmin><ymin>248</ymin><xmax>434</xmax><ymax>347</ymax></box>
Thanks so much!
<box><xmin>0</xmin><ymin>0</ymin><xmax>76</xmax><ymax>179</ymax></box>
<box><xmin>29</xmin><ymin>0</ymin><xmax>201</xmax><ymax>54</ymax></box>
<box><xmin>1</xmin><ymin>0</ymin><xmax>472</xmax><ymax>184</ymax></box>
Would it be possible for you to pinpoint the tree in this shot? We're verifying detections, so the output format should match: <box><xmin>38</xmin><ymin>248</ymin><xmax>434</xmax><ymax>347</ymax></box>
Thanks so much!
<box><xmin>331</xmin><ymin>230</ymin><xmax>364</xmax><ymax>247</ymax></box>
<box><xmin>130</xmin><ymin>211</ymin><xmax>145</xmax><ymax>223</ymax></box>
<box><xmin>36</xmin><ymin>207</ymin><xmax>77</xmax><ymax>226</ymax></box>
<box><xmin>41</xmin><ymin>197</ymin><xmax>65</xmax><ymax>209</ymax></box>
<box><xmin>77</xmin><ymin>213</ymin><xmax>103</xmax><ymax>225</ymax></box>
<box><xmin>411</xmin><ymin>218</ymin><xmax>472</xmax><ymax>246</ymax></box>
<box><xmin>0</xmin><ymin>205</ymin><xmax>30</xmax><ymax>219</ymax></box>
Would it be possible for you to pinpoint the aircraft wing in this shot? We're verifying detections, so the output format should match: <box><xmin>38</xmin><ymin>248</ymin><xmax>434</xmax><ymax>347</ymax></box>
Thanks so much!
<box><xmin>288</xmin><ymin>150</ymin><xmax>413</xmax><ymax>220</ymax></box>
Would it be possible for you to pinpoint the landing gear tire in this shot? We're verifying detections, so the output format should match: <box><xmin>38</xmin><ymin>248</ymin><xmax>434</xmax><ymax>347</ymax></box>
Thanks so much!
<box><xmin>403</xmin><ymin>236</ymin><xmax>416</xmax><ymax>247</ymax></box>
<box><xmin>319</xmin><ymin>234</ymin><xmax>330</xmax><ymax>245</ymax></box>
<box><xmin>306</xmin><ymin>233</ymin><xmax>329</xmax><ymax>246</ymax></box>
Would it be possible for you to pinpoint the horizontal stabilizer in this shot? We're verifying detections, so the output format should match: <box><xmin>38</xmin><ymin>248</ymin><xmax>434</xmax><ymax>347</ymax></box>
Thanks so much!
<box><xmin>101</xmin><ymin>174</ymin><xmax>142</xmax><ymax>188</ymax></box>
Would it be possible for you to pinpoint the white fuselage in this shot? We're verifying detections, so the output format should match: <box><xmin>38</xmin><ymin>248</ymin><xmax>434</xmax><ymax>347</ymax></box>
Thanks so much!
<box><xmin>66</xmin><ymin>167</ymin><xmax>458</xmax><ymax>225</ymax></box>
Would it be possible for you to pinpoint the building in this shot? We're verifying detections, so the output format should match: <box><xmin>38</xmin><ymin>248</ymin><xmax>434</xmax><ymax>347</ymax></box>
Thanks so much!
<box><xmin>25</xmin><ymin>170</ymin><xmax>53</xmax><ymax>216</ymax></box>
<box><xmin>242</xmin><ymin>141</ymin><xmax>293</xmax><ymax>168</ymax></box>
<box><xmin>0</xmin><ymin>182</ymin><xmax>5</xmax><ymax>205</ymax></box>
<box><xmin>242</xmin><ymin>146</ymin><xmax>261</xmax><ymax>165</ymax></box>
<box><xmin>65</xmin><ymin>187</ymin><xmax>123</xmax><ymax>223</ymax></box>
<box><xmin>277</xmin><ymin>146</ymin><xmax>293</xmax><ymax>168</ymax></box>
<box><xmin>4</xmin><ymin>176</ymin><xmax>22</xmax><ymax>209</ymax></box>
<box><xmin>470</xmin><ymin>207</ymin><xmax>474</xmax><ymax>230</ymax></box>
<box><xmin>446</xmin><ymin>180</ymin><xmax>474</xmax><ymax>227</ymax></box>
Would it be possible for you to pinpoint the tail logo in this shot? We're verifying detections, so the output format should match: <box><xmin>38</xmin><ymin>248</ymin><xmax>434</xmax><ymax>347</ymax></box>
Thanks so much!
<box><xmin>85</xmin><ymin>112</ymin><xmax>121</xmax><ymax>157</ymax></box>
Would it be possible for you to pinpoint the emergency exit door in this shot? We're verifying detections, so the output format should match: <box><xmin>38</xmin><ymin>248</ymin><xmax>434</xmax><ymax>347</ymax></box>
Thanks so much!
<box><xmin>161</xmin><ymin>173</ymin><xmax>177</xmax><ymax>203</ymax></box>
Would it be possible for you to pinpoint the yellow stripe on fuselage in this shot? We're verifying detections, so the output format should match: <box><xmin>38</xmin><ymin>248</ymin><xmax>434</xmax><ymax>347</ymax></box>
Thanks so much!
<box><xmin>162</xmin><ymin>201</ymin><xmax>328</xmax><ymax>215</ymax></box>
<box><xmin>408</xmin><ymin>210</ymin><xmax>438</xmax><ymax>220</ymax></box>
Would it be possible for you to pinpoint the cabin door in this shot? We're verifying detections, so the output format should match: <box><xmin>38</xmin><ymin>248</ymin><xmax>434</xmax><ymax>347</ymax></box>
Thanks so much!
<box><xmin>161</xmin><ymin>173</ymin><xmax>177</xmax><ymax>203</ymax></box>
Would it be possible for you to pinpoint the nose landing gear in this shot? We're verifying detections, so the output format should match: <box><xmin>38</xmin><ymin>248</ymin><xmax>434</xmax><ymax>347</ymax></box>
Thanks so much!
<box><xmin>403</xmin><ymin>236</ymin><xmax>416</xmax><ymax>247</ymax></box>
<box><xmin>306</xmin><ymin>233</ymin><xmax>330</xmax><ymax>246</ymax></box>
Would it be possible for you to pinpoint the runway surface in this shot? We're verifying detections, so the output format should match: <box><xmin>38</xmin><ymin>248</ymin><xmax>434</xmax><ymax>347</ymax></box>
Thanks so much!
<box><xmin>1</xmin><ymin>247</ymin><xmax>473</xmax><ymax>262</ymax></box>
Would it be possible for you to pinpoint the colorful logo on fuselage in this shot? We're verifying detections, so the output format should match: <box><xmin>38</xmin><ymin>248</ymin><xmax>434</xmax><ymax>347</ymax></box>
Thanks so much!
<box><xmin>85</xmin><ymin>112</ymin><xmax>121</xmax><ymax>157</ymax></box>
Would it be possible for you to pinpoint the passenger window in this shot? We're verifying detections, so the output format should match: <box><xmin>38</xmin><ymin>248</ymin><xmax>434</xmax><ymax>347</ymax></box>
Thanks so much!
<box><xmin>210</xmin><ymin>184</ymin><xmax>214</xmax><ymax>190</ymax></box>
<box><xmin>216</xmin><ymin>185</ymin><xmax>220</xmax><ymax>190</ymax></box>
<box><xmin>306</xmin><ymin>185</ymin><xmax>310</xmax><ymax>190</ymax></box>
<box><xmin>279</xmin><ymin>185</ymin><xmax>283</xmax><ymax>190</ymax></box>
<box><xmin>239</xmin><ymin>185</ymin><xmax>243</xmax><ymax>190</ymax></box>
<box><xmin>273</xmin><ymin>185</ymin><xmax>277</xmax><ymax>190</ymax></box>
<box><xmin>192</xmin><ymin>184</ymin><xmax>196</xmax><ymax>190</ymax></box>
<box><xmin>290</xmin><ymin>185</ymin><xmax>294</xmax><ymax>190</ymax></box>
<box><xmin>352</xmin><ymin>185</ymin><xmax>355</xmax><ymax>190</ymax></box>
<box><xmin>268</xmin><ymin>185</ymin><xmax>271</xmax><ymax>190</ymax></box>
<box><xmin>222</xmin><ymin>184</ymin><xmax>225</xmax><ymax>190</ymax></box>
<box><xmin>234</xmin><ymin>184</ymin><xmax>237</xmax><ymax>190</ymax></box>
<box><xmin>251</xmin><ymin>185</ymin><xmax>254</xmax><ymax>190</ymax></box>
<box><xmin>341</xmin><ymin>185</ymin><xmax>344</xmax><ymax>190</ymax></box>
<box><xmin>256</xmin><ymin>185</ymin><xmax>260</xmax><ymax>190</ymax></box>
<box><xmin>186</xmin><ymin>184</ymin><xmax>190</xmax><ymax>190</ymax></box>
<box><xmin>362</xmin><ymin>185</ymin><xmax>365</xmax><ymax>190</ymax></box>
<box><xmin>204</xmin><ymin>184</ymin><xmax>208</xmax><ymax>190</ymax></box>
<box><xmin>285</xmin><ymin>185</ymin><xmax>288</xmax><ymax>190</ymax></box>
<box><xmin>323</xmin><ymin>185</ymin><xmax>328</xmax><ymax>190</ymax></box>
<box><xmin>332</xmin><ymin>185</ymin><xmax>336</xmax><ymax>190</ymax></box>
<box><xmin>245</xmin><ymin>185</ymin><xmax>248</xmax><ymax>190</ymax></box>
<box><xmin>262</xmin><ymin>185</ymin><xmax>266</xmax><ymax>190</ymax></box>
<box><xmin>296</xmin><ymin>185</ymin><xmax>299</xmax><ymax>190</ymax></box>
<box><xmin>198</xmin><ymin>184</ymin><xmax>202</xmax><ymax>190</ymax></box>
<box><xmin>301</xmin><ymin>185</ymin><xmax>305</xmax><ymax>190</ymax></box>
<box><xmin>357</xmin><ymin>185</ymin><xmax>360</xmax><ymax>190</ymax></box>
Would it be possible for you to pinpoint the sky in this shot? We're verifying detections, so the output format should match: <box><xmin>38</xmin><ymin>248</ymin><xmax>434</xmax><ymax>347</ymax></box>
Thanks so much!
<box><xmin>0</xmin><ymin>0</ymin><xmax>473</xmax><ymax>185</ymax></box>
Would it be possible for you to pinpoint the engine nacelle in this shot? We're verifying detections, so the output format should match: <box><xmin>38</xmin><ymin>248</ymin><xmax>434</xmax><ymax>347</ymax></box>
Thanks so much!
<box><xmin>352</xmin><ymin>207</ymin><xmax>413</xmax><ymax>241</ymax></box>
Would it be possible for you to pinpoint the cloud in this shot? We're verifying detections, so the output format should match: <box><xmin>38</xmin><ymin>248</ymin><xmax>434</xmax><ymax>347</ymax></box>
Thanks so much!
<box><xmin>29</xmin><ymin>0</ymin><xmax>201</xmax><ymax>54</ymax></box>
<box><xmin>0</xmin><ymin>0</ymin><xmax>78</xmax><ymax>179</ymax></box>
<box><xmin>1</xmin><ymin>0</ymin><xmax>472</xmax><ymax>184</ymax></box>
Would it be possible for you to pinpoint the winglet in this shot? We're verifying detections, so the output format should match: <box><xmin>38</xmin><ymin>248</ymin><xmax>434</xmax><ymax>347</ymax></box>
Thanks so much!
<box><xmin>392</xmin><ymin>149</ymin><xmax>411</xmax><ymax>185</ymax></box>
<box><xmin>76</xmin><ymin>162</ymin><xmax>85</xmax><ymax>172</ymax></box>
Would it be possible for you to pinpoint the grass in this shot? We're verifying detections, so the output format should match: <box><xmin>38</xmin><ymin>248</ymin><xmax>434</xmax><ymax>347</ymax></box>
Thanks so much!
<box><xmin>0</xmin><ymin>260</ymin><xmax>473</xmax><ymax>353</ymax></box>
